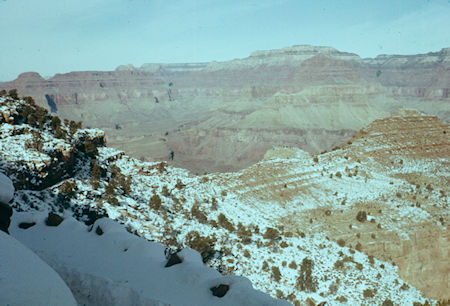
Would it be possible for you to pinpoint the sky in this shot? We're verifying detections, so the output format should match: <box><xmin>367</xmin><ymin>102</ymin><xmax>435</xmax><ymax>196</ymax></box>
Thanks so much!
<box><xmin>0</xmin><ymin>0</ymin><xmax>449</xmax><ymax>81</ymax></box>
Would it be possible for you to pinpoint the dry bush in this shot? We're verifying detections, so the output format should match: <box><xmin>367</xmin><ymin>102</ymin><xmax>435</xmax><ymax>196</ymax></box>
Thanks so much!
<box><xmin>382</xmin><ymin>299</ymin><xmax>394</xmax><ymax>306</ymax></box>
<box><xmin>263</xmin><ymin>227</ymin><xmax>280</xmax><ymax>241</ymax></box>
<box><xmin>289</xmin><ymin>261</ymin><xmax>297</xmax><ymax>269</ymax></box>
<box><xmin>191</xmin><ymin>203</ymin><xmax>208</xmax><ymax>224</ymax></box>
<box><xmin>356</xmin><ymin>211</ymin><xmax>367</xmax><ymax>222</ymax></box>
<box><xmin>262</xmin><ymin>261</ymin><xmax>269</xmax><ymax>272</ymax></box>
<box><xmin>297</xmin><ymin>257</ymin><xmax>317</xmax><ymax>292</ymax></box>
<box><xmin>161</xmin><ymin>185</ymin><xmax>170</xmax><ymax>197</ymax></box>
<box><xmin>218</xmin><ymin>213</ymin><xmax>235</xmax><ymax>232</ymax></box>
<box><xmin>363</xmin><ymin>288</ymin><xmax>375</xmax><ymax>298</ymax></box>
<box><xmin>185</xmin><ymin>231</ymin><xmax>217</xmax><ymax>263</ymax></box>
<box><xmin>237</xmin><ymin>222</ymin><xmax>252</xmax><ymax>244</ymax></box>
<box><xmin>271</xmin><ymin>266</ymin><xmax>281</xmax><ymax>282</ymax></box>
<box><xmin>150</xmin><ymin>194</ymin><xmax>162</xmax><ymax>210</ymax></box>
<box><xmin>59</xmin><ymin>180</ymin><xmax>77</xmax><ymax>197</ymax></box>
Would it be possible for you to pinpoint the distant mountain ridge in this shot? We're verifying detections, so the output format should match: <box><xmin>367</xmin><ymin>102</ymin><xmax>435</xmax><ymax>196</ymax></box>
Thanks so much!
<box><xmin>1</xmin><ymin>45</ymin><xmax>449</xmax><ymax>173</ymax></box>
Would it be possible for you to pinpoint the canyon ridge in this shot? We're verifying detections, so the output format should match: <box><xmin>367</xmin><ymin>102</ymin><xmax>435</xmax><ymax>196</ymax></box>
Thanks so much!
<box><xmin>1</xmin><ymin>45</ymin><xmax>449</xmax><ymax>173</ymax></box>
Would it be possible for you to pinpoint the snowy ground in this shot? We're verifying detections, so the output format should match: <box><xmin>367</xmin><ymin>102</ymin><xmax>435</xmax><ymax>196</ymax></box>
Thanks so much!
<box><xmin>8</xmin><ymin>211</ymin><xmax>287</xmax><ymax>306</ymax></box>
<box><xmin>1</xmin><ymin>96</ymin><xmax>446</xmax><ymax>305</ymax></box>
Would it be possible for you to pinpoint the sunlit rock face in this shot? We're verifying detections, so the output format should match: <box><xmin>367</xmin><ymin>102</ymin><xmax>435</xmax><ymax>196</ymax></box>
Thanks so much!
<box><xmin>1</xmin><ymin>45</ymin><xmax>448</xmax><ymax>172</ymax></box>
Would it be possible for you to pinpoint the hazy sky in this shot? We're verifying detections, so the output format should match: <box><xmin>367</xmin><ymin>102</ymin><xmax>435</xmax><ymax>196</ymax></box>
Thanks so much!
<box><xmin>1</xmin><ymin>0</ymin><xmax>449</xmax><ymax>81</ymax></box>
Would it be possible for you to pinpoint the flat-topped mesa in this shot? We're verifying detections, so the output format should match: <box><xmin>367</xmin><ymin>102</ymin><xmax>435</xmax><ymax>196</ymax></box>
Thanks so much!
<box><xmin>204</xmin><ymin>45</ymin><xmax>361</xmax><ymax>71</ymax></box>
<box><xmin>249</xmin><ymin>44</ymin><xmax>359</xmax><ymax>60</ymax></box>
<box><xmin>139</xmin><ymin>63</ymin><xmax>208</xmax><ymax>74</ymax></box>
<box><xmin>364</xmin><ymin>47</ymin><xmax>450</xmax><ymax>67</ymax></box>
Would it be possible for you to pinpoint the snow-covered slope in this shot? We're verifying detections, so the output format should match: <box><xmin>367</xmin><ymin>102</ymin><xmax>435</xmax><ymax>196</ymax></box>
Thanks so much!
<box><xmin>1</xmin><ymin>94</ymin><xmax>448</xmax><ymax>305</ymax></box>
<box><xmin>0</xmin><ymin>172</ymin><xmax>14</xmax><ymax>203</ymax></box>
<box><xmin>0</xmin><ymin>94</ymin><xmax>287</xmax><ymax>306</ymax></box>
<box><xmin>10</xmin><ymin>212</ymin><xmax>284</xmax><ymax>306</ymax></box>
<box><xmin>0</xmin><ymin>230</ymin><xmax>77</xmax><ymax>306</ymax></box>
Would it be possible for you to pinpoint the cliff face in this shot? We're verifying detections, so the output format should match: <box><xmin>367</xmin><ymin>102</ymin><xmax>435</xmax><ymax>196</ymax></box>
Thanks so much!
<box><xmin>1</xmin><ymin>45</ymin><xmax>448</xmax><ymax>172</ymax></box>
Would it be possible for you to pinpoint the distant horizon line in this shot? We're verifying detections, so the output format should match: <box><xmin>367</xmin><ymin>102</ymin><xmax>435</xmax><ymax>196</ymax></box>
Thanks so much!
<box><xmin>2</xmin><ymin>44</ymin><xmax>449</xmax><ymax>83</ymax></box>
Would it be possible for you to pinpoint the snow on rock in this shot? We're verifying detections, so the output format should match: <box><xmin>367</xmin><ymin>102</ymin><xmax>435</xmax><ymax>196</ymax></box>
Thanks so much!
<box><xmin>10</xmin><ymin>212</ymin><xmax>287</xmax><ymax>306</ymax></box>
<box><xmin>0</xmin><ymin>172</ymin><xmax>14</xmax><ymax>204</ymax></box>
<box><xmin>0</xmin><ymin>230</ymin><xmax>77</xmax><ymax>306</ymax></box>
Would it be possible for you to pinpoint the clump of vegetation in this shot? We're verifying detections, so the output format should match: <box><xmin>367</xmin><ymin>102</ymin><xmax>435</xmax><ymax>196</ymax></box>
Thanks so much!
<box><xmin>334</xmin><ymin>259</ymin><xmax>344</xmax><ymax>270</ymax></box>
<box><xmin>175</xmin><ymin>179</ymin><xmax>185</xmax><ymax>189</ymax></box>
<box><xmin>105</xmin><ymin>195</ymin><xmax>120</xmax><ymax>206</ymax></box>
<box><xmin>297</xmin><ymin>257</ymin><xmax>317</xmax><ymax>292</ymax></box>
<box><xmin>191</xmin><ymin>203</ymin><xmax>208</xmax><ymax>224</ymax></box>
<box><xmin>262</xmin><ymin>261</ymin><xmax>269</xmax><ymax>272</ymax></box>
<box><xmin>161</xmin><ymin>185</ymin><xmax>170</xmax><ymax>197</ymax></box>
<box><xmin>8</xmin><ymin>89</ymin><xmax>19</xmax><ymax>100</ymax></box>
<box><xmin>337</xmin><ymin>238</ymin><xmax>345</xmax><ymax>247</ymax></box>
<box><xmin>83</xmin><ymin>140</ymin><xmax>98</xmax><ymax>157</ymax></box>
<box><xmin>271</xmin><ymin>266</ymin><xmax>281</xmax><ymax>282</ymax></box>
<box><xmin>59</xmin><ymin>180</ymin><xmax>77</xmax><ymax>198</ymax></box>
<box><xmin>150</xmin><ymin>194</ymin><xmax>162</xmax><ymax>210</ymax></box>
<box><xmin>185</xmin><ymin>231</ymin><xmax>217</xmax><ymax>263</ymax></box>
<box><xmin>118</xmin><ymin>175</ymin><xmax>131</xmax><ymax>195</ymax></box>
<box><xmin>335</xmin><ymin>171</ymin><xmax>342</xmax><ymax>178</ymax></box>
<box><xmin>69</xmin><ymin>120</ymin><xmax>82</xmax><ymax>135</ymax></box>
<box><xmin>218</xmin><ymin>213</ymin><xmax>235</xmax><ymax>232</ymax></box>
<box><xmin>263</xmin><ymin>227</ymin><xmax>280</xmax><ymax>241</ymax></box>
<box><xmin>237</xmin><ymin>222</ymin><xmax>253</xmax><ymax>244</ymax></box>
<box><xmin>289</xmin><ymin>261</ymin><xmax>298</xmax><ymax>269</ymax></box>
<box><xmin>400</xmin><ymin>283</ymin><xmax>409</xmax><ymax>291</ymax></box>
<box><xmin>157</xmin><ymin>162</ymin><xmax>167</xmax><ymax>174</ymax></box>
<box><xmin>382</xmin><ymin>299</ymin><xmax>394</xmax><ymax>306</ymax></box>
<box><xmin>363</xmin><ymin>288</ymin><xmax>375</xmax><ymax>298</ymax></box>
<box><xmin>105</xmin><ymin>179</ymin><xmax>117</xmax><ymax>196</ymax></box>
<box><xmin>356</xmin><ymin>211</ymin><xmax>367</xmax><ymax>222</ymax></box>
<box><xmin>90</xmin><ymin>161</ymin><xmax>102</xmax><ymax>189</ymax></box>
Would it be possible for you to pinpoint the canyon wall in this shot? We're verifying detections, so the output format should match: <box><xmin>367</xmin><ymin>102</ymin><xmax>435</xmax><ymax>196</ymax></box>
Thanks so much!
<box><xmin>1</xmin><ymin>45</ymin><xmax>449</xmax><ymax>172</ymax></box>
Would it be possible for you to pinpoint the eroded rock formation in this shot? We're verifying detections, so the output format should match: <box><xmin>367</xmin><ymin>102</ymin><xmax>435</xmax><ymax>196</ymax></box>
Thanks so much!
<box><xmin>1</xmin><ymin>45</ymin><xmax>448</xmax><ymax>172</ymax></box>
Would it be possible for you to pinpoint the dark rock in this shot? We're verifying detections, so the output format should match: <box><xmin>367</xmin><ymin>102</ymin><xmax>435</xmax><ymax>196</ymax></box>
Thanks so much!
<box><xmin>45</xmin><ymin>212</ymin><xmax>64</xmax><ymax>226</ymax></box>
<box><xmin>165</xmin><ymin>252</ymin><xmax>183</xmax><ymax>267</ymax></box>
<box><xmin>95</xmin><ymin>225</ymin><xmax>103</xmax><ymax>235</ymax></box>
<box><xmin>210</xmin><ymin>284</ymin><xmax>229</xmax><ymax>298</ymax></box>
<box><xmin>0</xmin><ymin>202</ymin><xmax>13</xmax><ymax>234</ymax></box>
<box><xmin>201</xmin><ymin>250</ymin><xmax>216</xmax><ymax>263</ymax></box>
<box><xmin>18</xmin><ymin>222</ymin><xmax>36</xmax><ymax>229</ymax></box>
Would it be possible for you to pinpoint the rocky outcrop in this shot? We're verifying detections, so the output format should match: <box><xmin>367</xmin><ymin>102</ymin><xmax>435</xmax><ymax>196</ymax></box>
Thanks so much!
<box><xmin>0</xmin><ymin>96</ymin><xmax>105</xmax><ymax>190</ymax></box>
